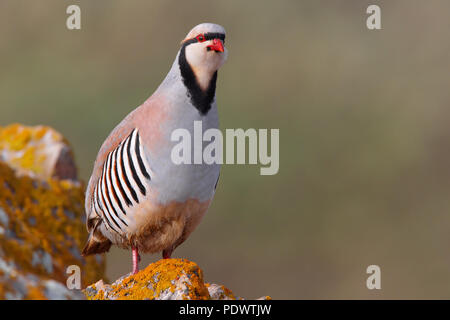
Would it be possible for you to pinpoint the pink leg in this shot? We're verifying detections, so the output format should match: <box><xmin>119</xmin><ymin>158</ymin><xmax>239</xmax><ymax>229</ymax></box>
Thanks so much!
<box><xmin>132</xmin><ymin>246</ymin><xmax>140</xmax><ymax>274</ymax></box>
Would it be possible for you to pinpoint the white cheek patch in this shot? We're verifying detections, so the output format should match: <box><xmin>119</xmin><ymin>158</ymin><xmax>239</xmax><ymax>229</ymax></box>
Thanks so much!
<box><xmin>185</xmin><ymin>44</ymin><xmax>206</xmax><ymax>70</ymax></box>
<box><xmin>185</xmin><ymin>43</ymin><xmax>225</xmax><ymax>91</ymax></box>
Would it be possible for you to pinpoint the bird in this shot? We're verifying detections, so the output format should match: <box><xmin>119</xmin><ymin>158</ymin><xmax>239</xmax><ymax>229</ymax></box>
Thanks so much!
<box><xmin>81</xmin><ymin>23</ymin><xmax>227</xmax><ymax>275</ymax></box>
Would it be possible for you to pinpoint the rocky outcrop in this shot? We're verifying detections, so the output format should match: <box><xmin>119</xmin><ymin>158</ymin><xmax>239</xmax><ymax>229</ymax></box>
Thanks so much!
<box><xmin>0</xmin><ymin>124</ymin><xmax>105</xmax><ymax>300</ymax></box>
<box><xmin>84</xmin><ymin>258</ymin><xmax>271</xmax><ymax>300</ymax></box>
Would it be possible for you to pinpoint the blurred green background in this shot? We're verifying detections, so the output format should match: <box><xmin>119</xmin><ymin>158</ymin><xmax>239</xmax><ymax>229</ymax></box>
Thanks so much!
<box><xmin>1</xmin><ymin>0</ymin><xmax>450</xmax><ymax>299</ymax></box>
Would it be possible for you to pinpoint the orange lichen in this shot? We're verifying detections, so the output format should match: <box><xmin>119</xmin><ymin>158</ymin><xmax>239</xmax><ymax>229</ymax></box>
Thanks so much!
<box><xmin>0</xmin><ymin>124</ymin><xmax>32</xmax><ymax>151</ymax></box>
<box><xmin>25</xmin><ymin>285</ymin><xmax>48</xmax><ymax>300</ymax></box>
<box><xmin>0</xmin><ymin>124</ymin><xmax>105</xmax><ymax>299</ymax></box>
<box><xmin>84</xmin><ymin>258</ymin><xmax>272</xmax><ymax>300</ymax></box>
<box><xmin>85</xmin><ymin>259</ymin><xmax>212</xmax><ymax>300</ymax></box>
<box><xmin>0</xmin><ymin>124</ymin><xmax>74</xmax><ymax>180</ymax></box>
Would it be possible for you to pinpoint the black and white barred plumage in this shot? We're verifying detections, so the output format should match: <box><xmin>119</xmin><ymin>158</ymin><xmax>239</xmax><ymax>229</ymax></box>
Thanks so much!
<box><xmin>91</xmin><ymin>129</ymin><xmax>152</xmax><ymax>235</ymax></box>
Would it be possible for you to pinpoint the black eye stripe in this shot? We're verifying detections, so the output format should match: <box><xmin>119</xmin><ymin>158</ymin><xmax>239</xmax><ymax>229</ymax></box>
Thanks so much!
<box><xmin>203</xmin><ymin>32</ymin><xmax>225</xmax><ymax>43</ymax></box>
<box><xmin>182</xmin><ymin>32</ymin><xmax>225</xmax><ymax>47</ymax></box>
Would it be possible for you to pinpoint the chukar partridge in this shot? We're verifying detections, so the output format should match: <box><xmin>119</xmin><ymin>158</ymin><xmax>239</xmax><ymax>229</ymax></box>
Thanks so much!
<box><xmin>82</xmin><ymin>23</ymin><xmax>227</xmax><ymax>274</ymax></box>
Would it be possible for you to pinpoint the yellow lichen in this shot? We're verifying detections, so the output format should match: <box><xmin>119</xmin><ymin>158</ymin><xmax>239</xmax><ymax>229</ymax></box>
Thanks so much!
<box><xmin>25</xmin><ymin>285</ymin><xmax>48</xmax><ymax>300</ymax></box>
<box><xmin>86</xmin><ymin>259</ymin><xmax>211</xmax><ymax>300</ymax></box>
<box><xmin>0</xmin><ymin>124</ymin><xmax>105</xmax><ymax>299</ymax></box>
<box><xmin>0</xmin><ymin>124</ymin><xmax>32</xmax><ymax>151</ymax></box>
<box><xmin>0</xmin><ymin>124</ymin><xmax>73</xmax><ymax>180</ymax></box>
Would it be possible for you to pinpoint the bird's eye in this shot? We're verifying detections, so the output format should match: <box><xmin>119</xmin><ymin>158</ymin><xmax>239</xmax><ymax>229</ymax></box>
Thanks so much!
<box><xmin>196</xmin><ymin>34</ymin><xmax>205</xmax><ymax>42</ymax></box>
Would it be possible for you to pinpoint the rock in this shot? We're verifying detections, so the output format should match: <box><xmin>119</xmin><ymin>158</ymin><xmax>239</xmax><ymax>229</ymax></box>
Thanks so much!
<box><xmin>0</xmin><ymin>124</ymin><xmax>105</xmax><ymax>300</ymax></box>
<box><xmin>206</xmin><ymin>283</ymin><xmax>238</xmax><ymax>300</ymax></box>
<box><xmin>84</xmin><ymin>258</ymin><xmax>271</xmax><ymax>300</ymax></box>
<box><xmin>0</xmin><ymin>124</ymin><xmax>77</xmax><ymax>181</ymax></box>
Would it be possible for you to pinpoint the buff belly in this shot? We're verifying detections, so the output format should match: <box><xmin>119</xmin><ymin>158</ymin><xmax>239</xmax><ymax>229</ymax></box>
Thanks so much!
<box><xmin>102</xmin><ymin>197</ymin><xmax>211</xmax><ymax>253</ymax></box>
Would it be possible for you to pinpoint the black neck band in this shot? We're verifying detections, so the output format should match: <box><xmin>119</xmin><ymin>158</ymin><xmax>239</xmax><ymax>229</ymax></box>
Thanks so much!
<box><xmin>178</xmin><ymin>39</ymin><xmax>221</xmax><ymax>115</ymax></box>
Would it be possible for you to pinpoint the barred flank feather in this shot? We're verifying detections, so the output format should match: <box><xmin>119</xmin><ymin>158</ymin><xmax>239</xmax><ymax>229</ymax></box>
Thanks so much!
<box><xmin>85</xmin><ymin>129</ymin><xmax>152</xmax><ymax>240</ymax></box>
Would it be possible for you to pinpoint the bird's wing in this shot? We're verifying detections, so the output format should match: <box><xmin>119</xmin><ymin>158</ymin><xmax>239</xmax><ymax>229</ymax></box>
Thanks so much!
<box><xmin>84</xmin><ymin>114</ymin><xmax>152</xmax><ymax>236</ymax></box>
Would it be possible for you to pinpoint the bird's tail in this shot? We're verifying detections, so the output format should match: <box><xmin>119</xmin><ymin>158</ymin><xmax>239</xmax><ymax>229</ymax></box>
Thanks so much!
<box><xmin>82</xmin><ymin>233</ymin><xmax>112</xmax><ymax>256</ymax></box>
<box><xmin>81</xmin><ymin>219</ymin><xmax>112</xmax><ymax>256</ymax></box>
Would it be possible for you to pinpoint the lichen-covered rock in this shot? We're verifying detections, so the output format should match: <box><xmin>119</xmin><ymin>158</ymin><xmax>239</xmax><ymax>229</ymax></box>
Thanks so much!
<box><xmin>0</xmin><ymin>257</ymin><xmax>85</xmax><ymax>300</ymax></box>
<box><xmin>0</xmin><ymin>124</ymin><xmax>77</xmax><ymax>181</ymax></box>
<box><xmin>0</xmin><ymin>124</ymin><xmax>105</xmax><ymax>300</ymax></box>
<box><xmin>206</xmin><ymin>283</ymin><xmax>238</xmax><ymax>300</ymax></box>
<box><xmin>84</xmin><ymin>258</ymin><xmax>271</xmax><ymax>300</ymax></box>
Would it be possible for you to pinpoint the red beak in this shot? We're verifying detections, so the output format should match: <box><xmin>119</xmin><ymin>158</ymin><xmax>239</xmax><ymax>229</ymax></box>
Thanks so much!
<box><xmin>207</xmin><ymin>38</ymin><xmax>224</xmax><ymax>52</ymax></box>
